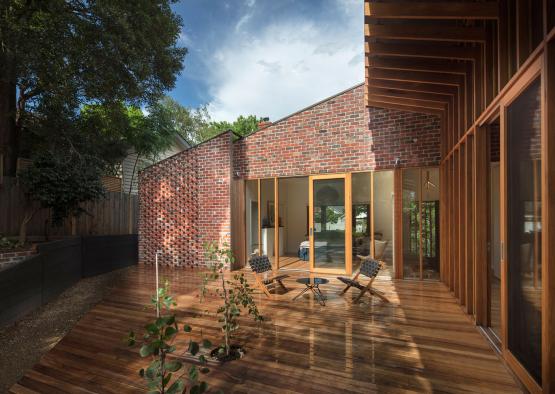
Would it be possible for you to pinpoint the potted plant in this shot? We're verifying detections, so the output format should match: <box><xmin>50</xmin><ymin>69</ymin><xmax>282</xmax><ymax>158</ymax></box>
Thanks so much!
<box><xmin>201</xmin><ymin>241</ymin><xmax>263</xmax><ymax>362</ymax></box>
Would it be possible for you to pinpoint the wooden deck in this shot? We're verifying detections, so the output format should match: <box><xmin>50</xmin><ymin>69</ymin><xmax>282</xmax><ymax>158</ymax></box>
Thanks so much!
<box><xmin>10</xmin><ymin>265</ymin><xmax>522</xmax><ymax>393</ymax></box>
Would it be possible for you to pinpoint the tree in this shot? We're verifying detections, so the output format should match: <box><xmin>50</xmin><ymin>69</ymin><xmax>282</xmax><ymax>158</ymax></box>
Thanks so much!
<box><xmin>0</xmin><ymin>0</ymin><xmax>186</xmax><ymax>176</ymax></box>
<box><xmin>198</xmin><ymin>115</ymin><xmax>263</xmax><ymax>142</ymax></box>
<box><xmin>17</xmin><ymin>101</ymin><xmax>179</xmax><ymax>244</ymax></box>
<box><xmin>18</xmin><ymin>148</ymin><xmax>106</xmax><ymax>244</ymax></box>
<box><xmin>154</xmin><ymin>96</ymin><xmax>210</xmax><ymax>145</ymax></box>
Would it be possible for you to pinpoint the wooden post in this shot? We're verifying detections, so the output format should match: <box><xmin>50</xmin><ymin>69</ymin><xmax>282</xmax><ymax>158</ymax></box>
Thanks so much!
<box><xmin>394</xmin><ymin>168</ymin><xmax>403</xmax><ymax>279</ymax></box>
<box><xmin>474</xmin><ymin>126</ymin><xmax>488</xmax><ymax>326</ymax></box>
<box><xmin>466</xmin><ymin>134</ymin><xmax>475</xmax><ymax>315</ymax></box>
<box><xmin>542</xmin><ymin>38</ymin><xmax>555</xmax><ymax>393</ymax></box>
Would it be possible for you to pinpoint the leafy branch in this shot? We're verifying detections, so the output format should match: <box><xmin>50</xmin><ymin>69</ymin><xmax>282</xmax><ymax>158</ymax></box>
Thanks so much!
<box><xmin>128</xmin><ymin>281</ymin><xmax>210</xmax><ymax>394</ymax></box>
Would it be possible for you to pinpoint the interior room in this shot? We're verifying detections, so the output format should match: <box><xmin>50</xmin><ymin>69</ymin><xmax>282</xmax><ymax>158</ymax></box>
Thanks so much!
<box><xmin>373</xmin><ymin>171</ymin><xmax>395</xmax><ymax>277</ymax></box>
<box><xmin>277</xmin><ymin>177</ymin><xmax>309</xmax><ymax>270</ymax></box>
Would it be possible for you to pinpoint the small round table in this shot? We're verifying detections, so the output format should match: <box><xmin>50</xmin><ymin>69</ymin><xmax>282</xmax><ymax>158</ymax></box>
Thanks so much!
<box><xmin>293</xmin><ymin>277</ymin><xmax>329</xmax><ymax>306</ymax></box>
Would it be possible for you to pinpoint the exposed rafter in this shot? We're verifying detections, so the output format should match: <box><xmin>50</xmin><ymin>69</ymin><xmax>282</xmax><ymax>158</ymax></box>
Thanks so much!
<box><xmin>364</xmin><ymin>2</ymin><xmax>499</xmax><ymax>20</ymax></box>
<box><xmin>367</xmin><ymin>57</ymin><xmax>470</xmax><ymax>75</ymax></box>
<box><xmin>367</xmin><ymin>68</ymin><xmax>465</xmax><ymax>86</ymax></box>
<box><xmin>365</xmin><ymin>42</ymin><xmax>481</xmax><ymax>61</ymax></box>
<box><xmin>365</xmin><ymin>23</ymin><xmax>487</xmax><ymax>42</ymax></box>
<box><xmin>367</xmin><ymin>99</ymin><xmax>445</xmax><ymax>116</ymax></box>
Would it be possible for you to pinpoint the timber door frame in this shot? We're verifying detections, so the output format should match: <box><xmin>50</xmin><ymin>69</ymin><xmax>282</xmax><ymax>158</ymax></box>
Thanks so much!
<box><xmin>308</xmin><ymin>173</ymin><xmax>352</xmax><ymax>275</ymax></box>
<box><xmin>399</xmin><ymin>166</ymin><xmax>441</xmax><ymax>281</ymax></box>
<box><xmin>498</xmin><ymin>54</ymin><xmax>543</xmax><ymax>394</ymax></box>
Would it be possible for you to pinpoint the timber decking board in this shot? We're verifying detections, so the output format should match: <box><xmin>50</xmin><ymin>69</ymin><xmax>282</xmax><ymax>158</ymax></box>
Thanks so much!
<box><xmin>11</xmin><ymin>265</ymin><xmax>522</xmax><ymax>393</ymax></box>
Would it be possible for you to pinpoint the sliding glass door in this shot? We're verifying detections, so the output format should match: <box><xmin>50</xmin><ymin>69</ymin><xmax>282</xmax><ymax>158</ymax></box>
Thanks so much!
<box><xmin>402</xmin><ymin>167</ymin><xmax>440</xmax><ymax>280</ymax></box>
<box><xmin>504</xmin><ymin>78</ymin><xmax>542</xmax><ymax>385</ymax></box>
<box><xmin>309</xmin><ymin>174</ymin><xmax>351</xmax><ymax>274</ymax></box>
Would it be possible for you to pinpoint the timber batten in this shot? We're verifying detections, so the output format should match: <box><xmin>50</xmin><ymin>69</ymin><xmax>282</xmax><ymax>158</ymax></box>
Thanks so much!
<box><xmin>365</xmin><ymin>0</ymin><xmax>555</xmax><ymax>391</ymax></box>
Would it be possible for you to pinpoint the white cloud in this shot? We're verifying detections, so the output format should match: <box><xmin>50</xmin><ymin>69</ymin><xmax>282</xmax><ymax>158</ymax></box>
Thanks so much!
<box><xmin>235</xmin><ymin>11</ymin><xmax>253</xmax><ymax>31</ymax></box>
<box><xmin>204</xmin><ymin>1</ymin><xmax>364</xmax><ymax>122</ymax></box>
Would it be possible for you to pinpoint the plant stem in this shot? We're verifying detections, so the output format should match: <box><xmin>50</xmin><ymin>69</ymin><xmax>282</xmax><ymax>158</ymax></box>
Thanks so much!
<box><xmin>221</xmin><ymin>271</ymin><xmax>230</xmax><ymax>356</ymax></box>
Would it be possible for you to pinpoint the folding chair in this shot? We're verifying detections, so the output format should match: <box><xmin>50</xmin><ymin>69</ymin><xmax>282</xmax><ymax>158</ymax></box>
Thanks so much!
<box><xmin>337</xmin><ymin>257</ymin><xmax>389</xmax><ymax>303</ymax></box>
<box><xmin>248</xmin><ymin>255</ymin><xmax>289</xmax><ymax>297</ymax></box>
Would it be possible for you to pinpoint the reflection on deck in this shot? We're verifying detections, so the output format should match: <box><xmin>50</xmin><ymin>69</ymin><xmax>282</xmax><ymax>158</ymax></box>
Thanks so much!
<box><xmin>11</xmin><ymin>265</ymin><xmax>522</xmax><ymax>393</ymax></box>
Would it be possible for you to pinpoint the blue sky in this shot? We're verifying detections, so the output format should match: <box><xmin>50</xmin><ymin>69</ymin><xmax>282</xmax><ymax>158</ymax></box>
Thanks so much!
<box><xmin>170</xmin><ymin>0</ymin><xmax>364</xmax><ymax>122</ymax></box>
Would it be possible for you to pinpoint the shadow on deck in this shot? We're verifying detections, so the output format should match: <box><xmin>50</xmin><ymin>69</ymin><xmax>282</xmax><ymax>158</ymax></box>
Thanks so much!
<box><xmin>10</xmin><ymin>265</ymin><xmax>522</xmax><ymax>393</ymax></box>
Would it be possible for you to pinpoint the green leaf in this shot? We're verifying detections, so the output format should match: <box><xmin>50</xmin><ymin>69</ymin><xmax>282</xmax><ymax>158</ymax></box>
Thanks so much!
<box><xmin>199</xmin><ymin>381</ymin><xmax>208</xmax><ymax>393</ymax></box>
<box><xmin>165</xmin><ymin>360</ymin><xmax>182</xmax><ymax>373</ymax></box>
<box><xmin>166</xmin><ymin>379</ymin><xmax>185</xmax><ymax>394</ymax></box>
<box><xmin>163</xmin><ymin>372</ymin><xmax>172</xmax><ymax>387</ymax></box>
<box><xmin>200</xmin><ymin>367</ymin><xmax>210</xmax><ymax>374</ymax></box>
<box><xmin>202</xmin><ymin>339</ymin><xmax>212</xmax><ymax>348</ymax></box>
<box><xmin>145</xmin><ymin>365</ymin><xmax>156</xmax><ymax>379</ymax></box>
<box><xmin>164</xmin><ymin>326</ymin><xmax>177</xmax><ymax>339</ymax></box>
<box><xmin>198</xmin><ymin>355</ymin><xmax>207</xmax><ymax>364</ymax></box>
<box><xmin>140</xmin><ymin>344</ymin><xmax>154</xmax><ymax>357</ymax></box>
<box><xmin>183</xmin><ymin>324</ymin><xmax>192</xmax><ymax>332</ymax></box>
<box><xmin>145</xmin><ymin>323</ymin><xmax>159</xmax><ymax>335</ymax></box>
<box><xmin>188</xmin><ymin>365</ymin><xmax>199</xmax><ymax>382</ymax></box>
<box><xmin>188</xmin><ymin>340</ymin><xmax>200</xmax><ymax>356</ymax></box>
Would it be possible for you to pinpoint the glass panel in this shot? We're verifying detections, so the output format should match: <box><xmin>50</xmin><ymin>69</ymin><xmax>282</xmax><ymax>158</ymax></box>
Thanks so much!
<box><xmin>260</xmin><ymin>179</ymin><xmax>276</xmax><ymax>265</ymax></box>
<box><xmin>313</xmin><ymin>178</ymin><xmax>345</xmax><ymax>270</ymax></box>
<box><xmin>278</xmin><ymin>177</ymin><xmax>309</xmax><ymax>270</ymax></box>
<box><xmin>373</xmin><ymin>171</ymin><xmax>395</xmax><ymax>277</ymax></box>
<box><xmin>245</xmin><ymin>180</ymin><xmax>259</xmax><ymax>257</ymax></box>
<box><xmin>489</xmin><ymin>123</ymin><xmax>501</xmax><ymax>338</ymax></box>
<box><xmin>351</xmin><ymin>172</ymin><xmax>371</xmax><ymax>272</ymax></box>
<box><xmin>506</xmin><ymin>78</ymin><xmax>542</xmax><ymax>384</ymax></box>
<box><xmin>403</xmin><ymin>169</ymin><xmax>421</xmax><ymax>279</ymax></box>
<box><xmin>421</xmin><ymin>168</ymin><xmax>440</xmax><ymax>280</ymax></box>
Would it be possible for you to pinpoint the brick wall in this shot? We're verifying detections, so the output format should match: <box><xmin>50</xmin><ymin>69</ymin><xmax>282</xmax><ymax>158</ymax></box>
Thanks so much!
<box><xmin>368</xmin><ymin>107</ymin><xmax>441</xmax><ymax>169</ymax></box>
<box><xmin>139</xmin><ymin>132</ymin><xmax>232</xmax><ymax>266</ymax></box>
<box><xmin>139</xmin><ymin>84</ymin><xmax>442</xmax><ymax>267</ymax></box>
<box><xmin>0</xmin><ymin>249</ymin><xmax>35</xmax><ymax>271</ymax></box>
<box><xmin>234</xmin><ymin>84</ymin><xmax>441</xmax><ymax>178</ymax></box>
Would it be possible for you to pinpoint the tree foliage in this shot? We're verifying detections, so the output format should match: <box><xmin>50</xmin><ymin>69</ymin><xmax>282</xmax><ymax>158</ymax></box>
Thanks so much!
<box><xmin>198</xmin><ymin>115</ymin><xmax>263</xmax><ymax>142</ymax></box>
<box><xmin>19</xmin><ymin>149</ymin><xmax>105</xmax><ymax>226</ymax></box>
<box><xmin>0</xmin><ymin>0</ymin><xmax>186</xmax><ymax>175</ymax></box>
<box><xmin>152</xmin><ymin>97</ymin><xmax>263</xmax><ymax>145</ymax></box>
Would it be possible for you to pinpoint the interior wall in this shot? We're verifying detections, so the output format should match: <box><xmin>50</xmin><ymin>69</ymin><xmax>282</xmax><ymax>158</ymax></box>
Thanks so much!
<box><xmin>245</xmin><ymin>180</ymin><xmax>258</xmax><ymax>256</ymax></box>
<box><xmin>281</xmin><ymin>177</ymin><xmax>308</xmax><ymax>255</ymax></box>
<box><xmin>373</xmin><ymin>172</ymin><xmax>394</xmax><ymax>242</ymax></box>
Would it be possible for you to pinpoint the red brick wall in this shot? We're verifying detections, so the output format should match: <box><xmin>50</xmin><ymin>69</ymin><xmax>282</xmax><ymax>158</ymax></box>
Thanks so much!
<box><xmin>368</xmin><ymin>107</ymin><xmax>441</xmax><ymax>169</ymax></box>
<box><xmin>139</xmin><ymin>85</ymin><xmax>442</xmax><ymax>267</ymax></box>
<box><xmin>234</xmin><ymin>84</ymin><xmax>441</xmax><ymax>178</ymax></box>
<box><xmin>139</xmin><ymin>132</ymin><xmax>232</xmax><ymax>266</ymax></box>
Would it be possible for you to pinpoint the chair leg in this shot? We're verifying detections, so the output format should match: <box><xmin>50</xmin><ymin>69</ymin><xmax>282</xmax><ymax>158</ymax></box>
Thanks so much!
<box><xmin>256</xmin><ymin>276</ymin><xmax>272</xmax><ymax>298</ymax></box>
<box><xmin>370</xmin><ymin>288</ymin><xmax>390</xmax><ymax>303</ymax></box>
<box><xmin>277</xmin><ymin>279</ymin><xmax>288</xmax><ymax>291</ymax></box>
<box><xmin>341</xmin><ymin>284</ymin><xmax>352</xmax><ymax>295</ymax></box>
<box><xmin>354</xmin><ymin>288</ymin><xmax>369</xmax><ymax>303</ymax></box>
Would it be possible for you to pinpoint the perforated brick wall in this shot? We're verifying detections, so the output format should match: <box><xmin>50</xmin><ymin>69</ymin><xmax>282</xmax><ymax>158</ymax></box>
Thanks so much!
<box><xmin>139</xmin><ymin>132</ymin><xmax>232</xmax><ymax>266</ymax></box>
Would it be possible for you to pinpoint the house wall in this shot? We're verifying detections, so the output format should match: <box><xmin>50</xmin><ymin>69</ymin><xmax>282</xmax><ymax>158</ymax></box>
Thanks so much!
<box><xmin>138</xmin><ymin>84</ymin><xmax>442</xmax><ymax>267</ymax></box>
<box><xmin>234</xmin><ymin>84</ymin><xmax>442</xmax><ymax>179</ymax></box>
<box><xmin>138</xmin><ymin>132</ymin><xmax>232</xmax><ymax>266</ymax></box>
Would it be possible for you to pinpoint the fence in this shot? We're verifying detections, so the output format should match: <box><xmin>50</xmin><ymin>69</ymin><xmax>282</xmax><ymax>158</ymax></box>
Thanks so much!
<box><xmin>0</xmin><ymin>176</ymin><xmax>138</xmax><ymax>237</ymax></box>
<box><xmin>0</xmin><ymin>235</ymin><xmax>138</xmax><ymax>326</ymax></box>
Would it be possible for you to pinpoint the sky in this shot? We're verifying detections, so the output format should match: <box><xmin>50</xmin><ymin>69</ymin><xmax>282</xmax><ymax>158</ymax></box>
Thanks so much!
<box><xmin>170</xmin><ymin>0</ymin><xmax>364</xmax><ymax>122</ymax></box>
